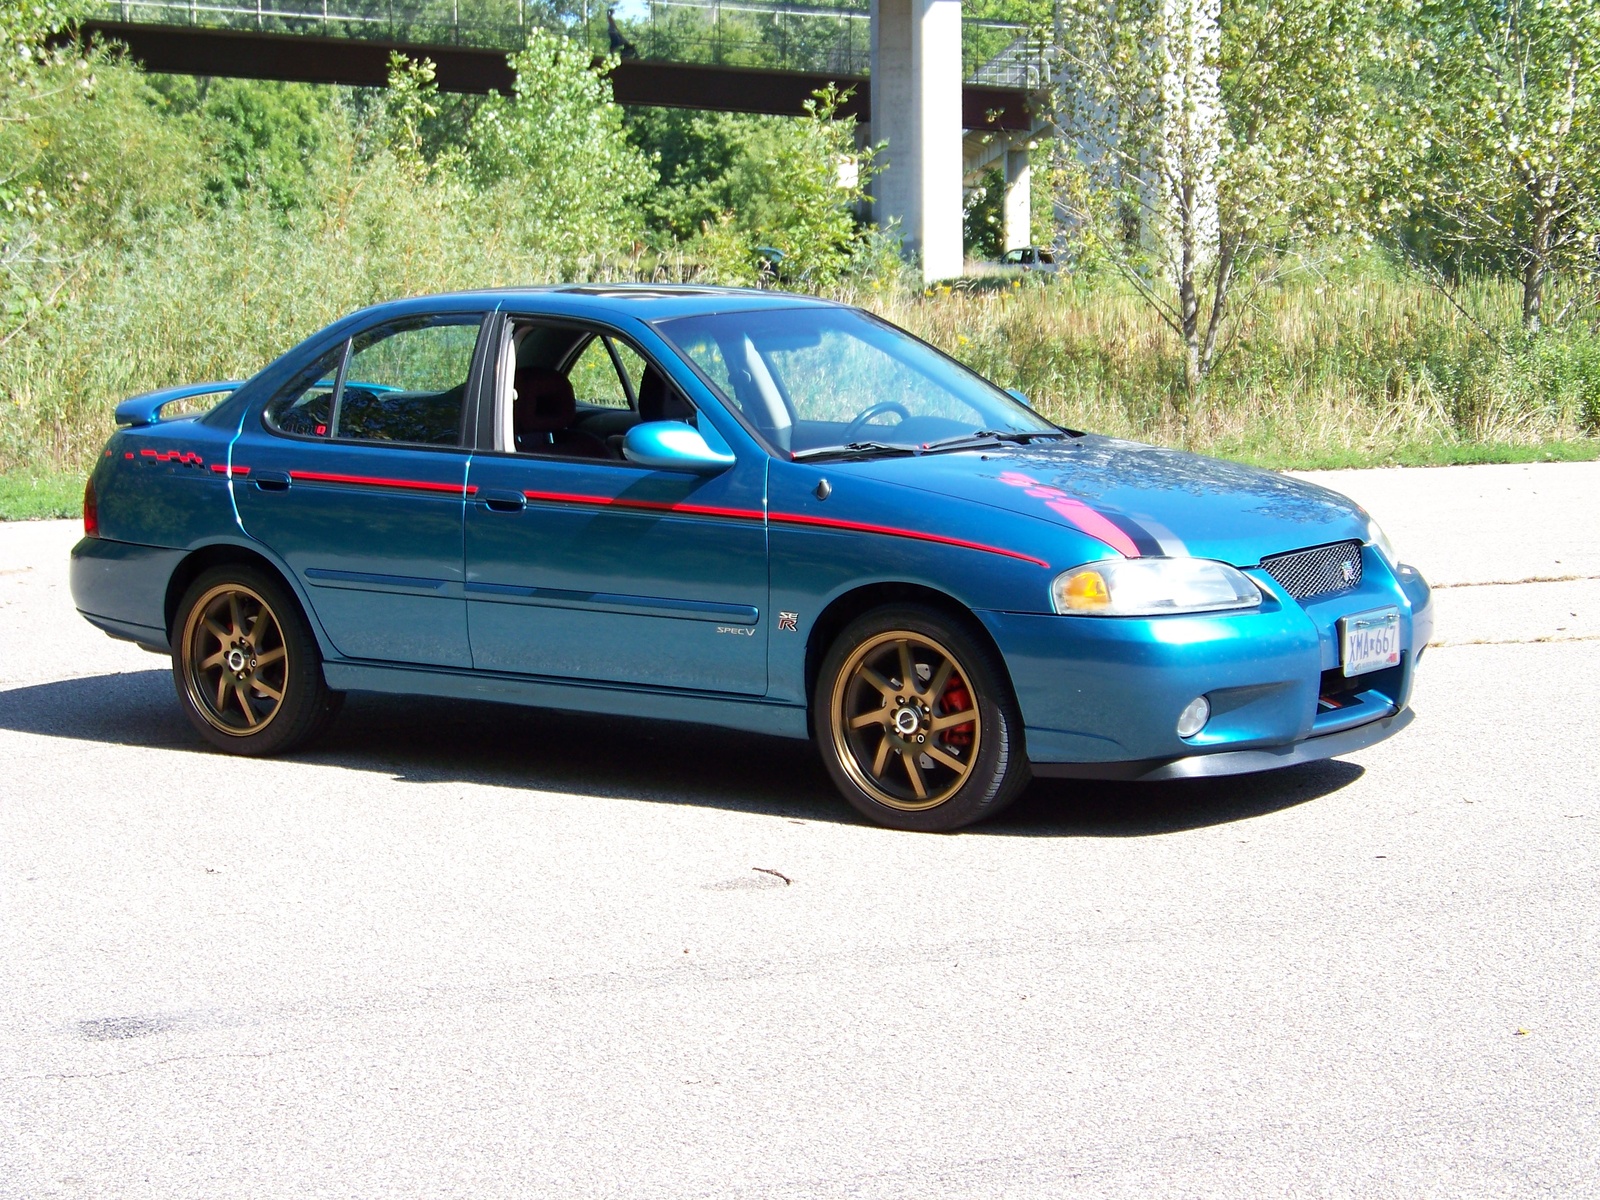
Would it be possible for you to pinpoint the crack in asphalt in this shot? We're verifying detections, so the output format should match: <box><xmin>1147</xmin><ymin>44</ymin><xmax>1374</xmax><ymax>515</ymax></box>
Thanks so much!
<box><xmin>19</xmin><ymin>1045</ymin><xmax>321</xmax><ymax>1082</ymax></box>
<box><xmin>1433</xmin><ymin>573</ymin><xmax>1600</xmax><ymax>589</ymax></box>
<box><xmin>1429</xmin><ymin>634</ymin><xmax>1600</xmax><ymax>648</ymax></box>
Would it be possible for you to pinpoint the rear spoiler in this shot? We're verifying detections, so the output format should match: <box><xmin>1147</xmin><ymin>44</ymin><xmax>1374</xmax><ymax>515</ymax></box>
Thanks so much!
<box><xmin>114</xmin><ymin>381</ymin><xmax>242</xmax><ymax>428</ymax></box>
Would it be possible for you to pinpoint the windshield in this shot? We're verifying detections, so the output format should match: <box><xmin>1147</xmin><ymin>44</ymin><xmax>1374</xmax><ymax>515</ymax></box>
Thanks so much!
<box><xmin>653</xmin><ymin>306</ymin><xmax>1058</xmax><ymax>458</ymax></box>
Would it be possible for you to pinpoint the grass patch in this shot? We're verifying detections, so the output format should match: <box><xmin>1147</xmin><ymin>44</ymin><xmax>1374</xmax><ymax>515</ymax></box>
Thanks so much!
<box><xmin>0</xmin><ymin>472</ymin><xmax>84</xmax><ymax>521</ymax></box>
<box><xmin>1241</xmin><ymin>438</ymin><xmax>1600</xmax><ymax>471</ymax></box>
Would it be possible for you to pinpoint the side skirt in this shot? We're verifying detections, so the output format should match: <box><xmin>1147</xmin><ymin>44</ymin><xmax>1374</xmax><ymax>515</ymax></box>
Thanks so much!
<box><xmin>321</xmin><ymin>660</ymin><xmax>811</xmax><ymax>741</ymax></box>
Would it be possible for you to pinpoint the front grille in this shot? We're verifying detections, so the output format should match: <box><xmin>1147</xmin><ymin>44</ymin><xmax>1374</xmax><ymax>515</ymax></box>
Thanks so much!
<box><xmin>1260</xmin><ymin>540</ymin><xmax>1363</xmax><ymax>600</ymax></box>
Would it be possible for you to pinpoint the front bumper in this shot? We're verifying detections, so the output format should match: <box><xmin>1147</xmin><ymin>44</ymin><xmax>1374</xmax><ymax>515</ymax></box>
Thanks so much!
<box><xmin>981</xmin><ymin>546</ymin><xmax>1433</xmax><ymax>776</ymax></box>
<box><xmin>1032</xmin><ymin>706</ymin><xmax>1413</xmax><ymax>781</ymax></box>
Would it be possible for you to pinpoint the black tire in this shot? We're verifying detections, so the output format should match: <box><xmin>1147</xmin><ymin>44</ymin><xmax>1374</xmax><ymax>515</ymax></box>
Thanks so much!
<box><xmin>813</xmin><ymin>603</ymin><xmax>1030</xmax><ymax>832</ymax></box>
<box><xmin>171</xmin><ymin>565</ymin><xmax>339</xmax><ymax>755</ymax></box>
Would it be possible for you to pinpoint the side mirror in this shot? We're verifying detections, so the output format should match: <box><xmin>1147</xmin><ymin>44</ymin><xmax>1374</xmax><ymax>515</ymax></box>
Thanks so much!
<box><xmin>1006</xmin><ymin>388</ymin><xmax>1034</xmax><ymax>409</ymax></box>
<box><xmin>622</xmin><ymin>421</ymin><xmax>736</xmax><ymax>474</ymax></box>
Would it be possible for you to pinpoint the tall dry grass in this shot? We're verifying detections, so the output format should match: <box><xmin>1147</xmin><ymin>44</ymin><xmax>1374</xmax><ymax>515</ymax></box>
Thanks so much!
<box><xmin>861</xmin><ymin>267</ymin><xmax>1600</xmax><ymax>467</ymax></box>
<box><xmin>4</xmin><ymin>227</ymin><xmax>1597</xmax><ymax>474</ymax></box>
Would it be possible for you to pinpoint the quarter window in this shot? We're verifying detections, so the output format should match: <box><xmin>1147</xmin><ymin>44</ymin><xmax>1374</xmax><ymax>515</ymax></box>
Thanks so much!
<box><xmin>263</xmin><ymin>346</ymin><xmax>342</xmax><ymax>437</ymax></box>
<box><xmin>566</xmin><ymin>336</ymin><xmax>631</xmax><ymax>410</ymax></box>
<box><xmin>611</xmin><ymin>340</ymin><xmax>648</xmax><ymax>396</ymax></box>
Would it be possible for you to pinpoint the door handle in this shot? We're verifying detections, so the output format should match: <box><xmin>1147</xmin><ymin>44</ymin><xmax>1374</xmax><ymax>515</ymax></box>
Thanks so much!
<box><xmin>253</xmin><ymin>470</ymin><xmax>291</xmax><ymax>491</ymax></box>
<box><xmin>477</xmin><ymin>488</ymin><xmax>526</xmax><ymax>513</ymax></box>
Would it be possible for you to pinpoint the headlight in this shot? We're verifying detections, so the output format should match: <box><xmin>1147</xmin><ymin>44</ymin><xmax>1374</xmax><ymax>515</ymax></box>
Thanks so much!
<box><xmin>1366</xmin><ymin>517</ymin><xmax>1399</xmax><ymax>566</ymax></box>
<box><xmin>1052</xmin><ymin>557</ymin><xmax>1262</xmax><ymax>616</ymax></box>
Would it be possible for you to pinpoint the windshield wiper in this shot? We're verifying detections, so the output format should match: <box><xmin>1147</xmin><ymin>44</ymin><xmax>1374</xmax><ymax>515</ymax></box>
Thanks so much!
<box><xmin>791</xmin><ymin>441</ymin><xmax>919</xmax><ymax>462</ymax></box>
<box><xmin>917</xmin><ymin>429</ymin><xmax>1072</xmax><ymax>454</ymax></box>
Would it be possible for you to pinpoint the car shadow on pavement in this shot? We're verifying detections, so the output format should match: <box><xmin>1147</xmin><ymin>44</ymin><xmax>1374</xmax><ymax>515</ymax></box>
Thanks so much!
<box><xmin>0</xmin><ymin>670</ymin><xmax>1362</xmax><ymax>836</ymax></box>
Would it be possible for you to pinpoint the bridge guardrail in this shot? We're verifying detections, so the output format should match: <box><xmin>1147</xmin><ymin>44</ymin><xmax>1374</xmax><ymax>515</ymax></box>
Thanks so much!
<box><xmin>92</xmin><ymin>0</ymin><xmax>1050</xmax><ymax>84</ymax></box>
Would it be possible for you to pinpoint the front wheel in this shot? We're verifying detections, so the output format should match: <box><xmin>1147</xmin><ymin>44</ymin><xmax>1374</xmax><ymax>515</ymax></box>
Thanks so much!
<box><xmin>172</xmin><ymin>565</ymin><xmax>338</xmax><ymax>755</ymax></box>
<box><xmin>814</xmin><ymin>604</ymin><xmax>1030</xmax><ymax>831</ymax></box>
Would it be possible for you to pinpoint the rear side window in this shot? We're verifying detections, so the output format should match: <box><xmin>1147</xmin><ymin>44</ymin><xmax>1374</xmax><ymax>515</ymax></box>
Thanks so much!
<box><xmin>339</xmin><ymin>318</ymin><xmax>482</xmax><ymax>445</ymax></box>
<box><xmin>263</xmin><ymin>316</ymin><xmax>483</xmax><ymax>445</ymax></box>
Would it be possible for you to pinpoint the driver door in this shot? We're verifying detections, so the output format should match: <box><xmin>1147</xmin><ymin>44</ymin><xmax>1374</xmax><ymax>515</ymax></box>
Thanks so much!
<box><xmin>463</xmin><ymin>319</ymin><xmax>770</xmax><ymax>695</ymax></box>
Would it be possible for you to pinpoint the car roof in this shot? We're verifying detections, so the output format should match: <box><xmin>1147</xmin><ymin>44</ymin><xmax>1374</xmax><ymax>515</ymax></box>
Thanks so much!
<box><xmin>340</xmin><ymin>284</ymin><xmax>844</xmax><ymax>327</ymax></box>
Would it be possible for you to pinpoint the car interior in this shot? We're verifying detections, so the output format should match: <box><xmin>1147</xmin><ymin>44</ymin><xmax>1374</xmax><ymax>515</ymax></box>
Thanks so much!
<box><xmin>500</xmin><ymin>322</ymin><xmax>698</xmax><ymax>460</ymax></box>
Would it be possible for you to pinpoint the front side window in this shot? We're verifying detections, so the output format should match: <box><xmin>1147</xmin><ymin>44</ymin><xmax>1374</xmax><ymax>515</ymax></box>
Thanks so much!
<box><xmin>499</xmin><ymin>321</ymin><xmax>706</xmax><ymax>461</ymax></box>
<box><xmin>656</xmin><ymin>306</ymin><xmax>1056</xmax><ymax>457</ymax></box>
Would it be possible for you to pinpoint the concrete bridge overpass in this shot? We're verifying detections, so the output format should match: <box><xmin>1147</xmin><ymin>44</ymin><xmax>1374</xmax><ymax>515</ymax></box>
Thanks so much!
<box><xmin>78</xmin><ymin>1</ymin><xmax>1051</xmax><ymax>279</ymax></box>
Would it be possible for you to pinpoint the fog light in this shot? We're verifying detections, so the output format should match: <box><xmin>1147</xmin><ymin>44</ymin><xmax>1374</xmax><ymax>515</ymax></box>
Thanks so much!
<box><xmin>1176</xmin><ymin>696</ymin><xmax>1210</xmax><ymax>738</ymax></box>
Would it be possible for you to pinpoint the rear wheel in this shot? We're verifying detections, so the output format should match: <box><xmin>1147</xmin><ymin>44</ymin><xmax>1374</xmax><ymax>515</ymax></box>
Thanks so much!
<box><xmin>814</xmin><ymin>604</ymin><xmax>1029</xmax><ymax>831</ymax></box>
<box><xmin>172</xmin><ymin>565</ymin><xmax>338</xmax><ymax>755</ymax></box>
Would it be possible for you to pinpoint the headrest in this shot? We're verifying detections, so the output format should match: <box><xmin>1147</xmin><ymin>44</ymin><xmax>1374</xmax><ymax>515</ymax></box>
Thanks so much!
<box><xmin>637</xmin><ymin>366</ymin><xmax>694</xmax><ymax>423</ymax></box>
<box><xmin>513</xmin><ymin>366</ymin><xmax>575</xmax><ymax>435</ymax></box>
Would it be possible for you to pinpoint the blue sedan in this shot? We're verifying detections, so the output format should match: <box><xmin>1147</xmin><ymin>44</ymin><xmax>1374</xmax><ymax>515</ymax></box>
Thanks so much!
<box><xmin>71</xmin><ymin>286</ymin><xmax>1433</xmax><ymax>831</ymax></box>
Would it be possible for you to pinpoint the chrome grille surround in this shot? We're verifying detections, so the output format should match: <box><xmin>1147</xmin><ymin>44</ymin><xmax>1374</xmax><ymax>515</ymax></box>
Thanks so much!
<box><xmin>1260</xmin><ymin>540</ymin><xmax>1364</xmax><ymax>601</ymax></box>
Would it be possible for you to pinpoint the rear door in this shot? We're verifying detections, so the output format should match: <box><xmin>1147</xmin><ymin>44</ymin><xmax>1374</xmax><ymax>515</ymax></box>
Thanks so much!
<box><xmin>233</xmin><ymin>313</ymin><xmax>488</xmax><ymax>668</ymax></box>
<box><xmin>463</xmin><ymin>316</ymin><xmax>769</xmax><ymax>695</ymax></box>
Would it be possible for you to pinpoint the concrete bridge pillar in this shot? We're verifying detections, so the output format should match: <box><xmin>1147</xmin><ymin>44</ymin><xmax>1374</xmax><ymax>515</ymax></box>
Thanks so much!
<box><xmin>1003</xmin><ymin>144</ymin><xmax>1031</xmax><ymax>251</ymax></box>
<box><xmin>870</xmin><ymin>0</ymin><xmax>964</xmax><ymax>283</ymax></box>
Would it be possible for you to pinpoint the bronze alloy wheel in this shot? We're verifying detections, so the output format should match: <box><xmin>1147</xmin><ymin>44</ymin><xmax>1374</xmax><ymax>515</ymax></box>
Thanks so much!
<box><xmin>180</xmin><ymin>582</ymin><xmax>291</xmax><ymax>737</ymax></box>
<box><xmin>829</xmin><ymin>629</ymin><xmax>983</xmax><ymax>811</ymax></box>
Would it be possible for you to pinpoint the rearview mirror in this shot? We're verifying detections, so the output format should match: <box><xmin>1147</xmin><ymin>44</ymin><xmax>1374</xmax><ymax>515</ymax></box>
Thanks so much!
<box><xmin>622</xmin><ymin>421</ymin><xmax>736</xmax><ymax>474</ymax></box>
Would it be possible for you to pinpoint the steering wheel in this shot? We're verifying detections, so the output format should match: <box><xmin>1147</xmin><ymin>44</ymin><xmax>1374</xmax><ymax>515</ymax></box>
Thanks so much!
<box><xmin>840</xmin><ymin>401</ymin><xmax>912</xmax><ymax>443</ymax></box>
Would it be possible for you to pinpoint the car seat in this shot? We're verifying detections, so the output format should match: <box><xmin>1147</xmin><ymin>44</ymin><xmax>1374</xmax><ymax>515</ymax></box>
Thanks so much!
<box><xmin>513</xmin><ymin>366</ymin><xmax>611</xmax><ymax>458</ymax></box>
<box><xmin>637</xmin><ymin>366</ymin><xmax>695</xmax><ymax>423</ymax></box>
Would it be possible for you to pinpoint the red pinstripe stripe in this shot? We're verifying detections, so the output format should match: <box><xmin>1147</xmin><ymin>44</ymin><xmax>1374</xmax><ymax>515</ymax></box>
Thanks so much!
<box><xmin>210</xmin><ymin>463</ymin><xmax>251</xmax><ymax>476</ymax></box>
<box><xmin>520</xmin><ymin>488</ymin><xmax>763</xmax><ymax>522</ymax></box>
<box><xmin>768</xmin><ymin>511</ymin><xmax>1051</xmax><ymax>568</ymax></box>
<box><xmin>290</xmin><ymin>470</ymin><xmax>476</xmax><ymax>496</ymax></box>
<box><xmin>516</xmin><ymin>489</ymin><xmax>1048</xmax><ymax>568</ymax></box>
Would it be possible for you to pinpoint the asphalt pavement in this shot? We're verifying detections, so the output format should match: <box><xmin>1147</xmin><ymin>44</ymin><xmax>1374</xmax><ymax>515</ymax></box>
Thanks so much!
<box><xmin>1</xmin><ymin>461</ymin><xmax>1596</xmax><ymax>1198</ymax></box>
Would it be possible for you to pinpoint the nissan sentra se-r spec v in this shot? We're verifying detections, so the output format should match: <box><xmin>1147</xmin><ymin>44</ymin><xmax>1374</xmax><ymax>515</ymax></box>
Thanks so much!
<box><xmin>71</xmin><ymin>286</ymin><xmax>1433</xmax><ymax>831</ymax></box>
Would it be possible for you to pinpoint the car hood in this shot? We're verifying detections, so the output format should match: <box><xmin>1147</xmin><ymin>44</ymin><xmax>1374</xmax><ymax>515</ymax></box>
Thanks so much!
<box><xmin>832</xmin><ymin>436</ymin><xmax>1370</xmax><ymax>566</ymax></box>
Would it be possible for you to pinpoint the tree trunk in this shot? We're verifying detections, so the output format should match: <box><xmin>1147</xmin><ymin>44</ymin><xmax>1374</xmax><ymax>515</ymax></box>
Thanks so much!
<box><xmin>1180</xmin><ymin>255</ymin><xmax>1201</xmax><ymax>404</ymax></box>
<box><xmin>1523</xmin><ymin>207</ymin><xmax>1553</xmax><ymax>333</ymax></box>
<box><xmin>1199</xmin><ymin>235</ymin><xmax>1238</xmax><ymax>378</ymax></box>
<box><xmin>1181</xmin><ymin>290</ymin><xmax>1201</xmax><ymax>404</ymax></box>
<box><xmin>1176</xmin><ymin>183</ymin><xmax>1201</xmax><ymax>405</ymax></box>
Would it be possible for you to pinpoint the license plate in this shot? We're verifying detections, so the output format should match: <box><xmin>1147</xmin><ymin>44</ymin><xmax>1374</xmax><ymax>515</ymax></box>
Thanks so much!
<box><xmin>1339</xmin><ymin>607</ymin><xmax>1401</xmax><ymax>677</ymax></box>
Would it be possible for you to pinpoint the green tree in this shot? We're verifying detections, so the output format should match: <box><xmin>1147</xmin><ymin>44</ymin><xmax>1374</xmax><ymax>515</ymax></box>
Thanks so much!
<box><xmin>625</xmin><ymin>87</ymin><xmax>876</xmax><ymax>287</ymax></box>
<box><xmin>1053</xmin><ymin>0</ymin><xmax>1388</xmax><ymax>396</ymax></box>
<box><xmin>963</xmin><ymin>167</ymin><xmax>1005</xmax><ymax>260</ymax></box>
<box><xmin>706</xmin><ymin>87</ymin><xmax>877</xmax><ymax>287</ymax></box>
<box><xmin>464</xmin><ymin>28</ymin><xmax>653</xmax><ymax>254</ymax></box>
<box><xmin>1395</xmin><ymin>0</ymin><xmax>1600</xmax><ymax>332</ymax></box>
<box><xmin>149</xmin><ymin>77</ymin><xmax>341</xmax><ymax>213</ymax></box>
<box><xmin>623</xmin><ymin>105</ymin><xmax>761</xmax><ymax>239</ymax></box>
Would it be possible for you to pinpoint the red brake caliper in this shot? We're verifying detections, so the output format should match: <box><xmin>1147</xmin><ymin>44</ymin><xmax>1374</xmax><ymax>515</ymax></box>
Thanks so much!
<box><xmin>940</xmin><ymin>677</ymin><xmax>974</xmax><ymax>750</ymax></box>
